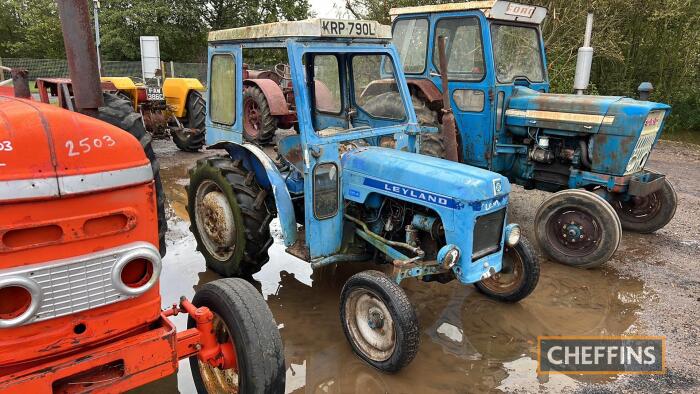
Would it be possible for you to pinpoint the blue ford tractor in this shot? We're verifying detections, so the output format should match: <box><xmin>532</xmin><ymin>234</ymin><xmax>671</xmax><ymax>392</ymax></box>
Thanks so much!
<box><xmin>387</xmin><ymin>1</ymin><xmax>677</xmax><ymax>268</ymax></box>
<box><xmin>187</xmin><ymin>19</ymin><xmax>540</xmax><ymax>372</ymax></box>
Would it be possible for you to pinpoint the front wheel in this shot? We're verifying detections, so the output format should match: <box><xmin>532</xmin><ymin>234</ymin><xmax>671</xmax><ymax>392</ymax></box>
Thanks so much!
<box><xmin>475</xmin><ymin>236</ymin><xmax>540</xmax><ymax>302</ymax></box>
<box><xmin>535</xmin><ymin>189</ymin><xmax>621</xmax><ymax>268</ymax></box>
<box><xmin>188</xmin><ymin>278</ymin><xmax>285</xmax><ymax>393</ymax></box>
<box><xmin>187</xmin><ymin>156</ymin><xmax>273</xmax><ymax>277</ymax></box>
<box><xmin>611</xmin><ymin>178</ymin><xmax>677</xmax><ymax>233</ymax></box>
<box><xmin>340</xmin><ymin>270</ymin><xmax>420</xmax><ymax>373</ymax></box>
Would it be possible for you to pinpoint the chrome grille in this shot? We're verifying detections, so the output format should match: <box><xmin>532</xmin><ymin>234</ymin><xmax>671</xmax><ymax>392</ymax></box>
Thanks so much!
<box><xmin>33</xmin><ymin>255</ymin><xmax>121</xmax><ymax>321</ymax></box>
<box><xmin>625</xmin><ymin>111</ymin><xmax>664</xmax><ymax>174</ymax></box>
<box><xmin>0</xmin><ymin>242</ymin><xmax>160</xmax><ymax>327</ymax></box>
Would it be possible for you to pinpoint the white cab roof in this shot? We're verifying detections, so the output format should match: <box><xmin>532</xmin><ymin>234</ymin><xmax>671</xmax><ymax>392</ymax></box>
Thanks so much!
<box><xmin>209</xmin><ymin>19</ymin><xmax>392</xmax><ymax>42</ymax></box>
<box><xmin>390</xmin><ymin>1</ymin><xmax>547</xmax><ymax>24</ymax></box>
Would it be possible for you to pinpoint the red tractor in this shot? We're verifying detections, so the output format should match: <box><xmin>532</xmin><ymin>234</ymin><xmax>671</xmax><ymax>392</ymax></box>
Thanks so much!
<box><xmin>0</xmin><ymin>1</ymin><xmax>284</xmax><ymax>393</ymax></box>
<box><xmin>242</xmin><ymin>63</ymin><xmax>334</xmax><ymax>143</ymax></box>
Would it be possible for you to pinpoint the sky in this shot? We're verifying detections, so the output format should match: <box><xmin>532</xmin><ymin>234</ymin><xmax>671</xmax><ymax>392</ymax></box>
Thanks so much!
<box><xmin>309</xmin><ymin>0</ymin><xmax>350</xmax><ymax>18</ymax></box>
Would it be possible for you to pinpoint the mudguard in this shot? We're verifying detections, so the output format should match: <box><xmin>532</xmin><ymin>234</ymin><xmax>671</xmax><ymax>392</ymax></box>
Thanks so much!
<box><xmin>211</xmin><ymin>142</ymin><xmax>297</xmax><ymax>246</ymax></box>
<box><xmin>163</xmin><ymin>78</ymin><xmax>205</xmax><ymax>117</ymax></box>
<box><xmin>243</xmin><ymin>79</ymin><xmax>290</xmax><ymax>116</ymax></box>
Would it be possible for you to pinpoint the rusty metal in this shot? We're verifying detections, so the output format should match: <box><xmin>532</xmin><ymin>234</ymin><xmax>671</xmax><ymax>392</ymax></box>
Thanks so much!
<box><xmin>406</xmin><ymin>78</ymin><xmax>443</xmax><ymax>103</ymax></box>
<box><xmin>437</xmin><ymin>36</ymin><xmax>460</xmax><ymax>162</ymax></box>
<box><xmin>55</xmin><ymin>0</ymin><xmax>104</xmax><ymax>114</ymax></box>
<box><xmin>9</xmin><ymin>69</ymin><xmax>30</xmax><ymax>99</ymax></box>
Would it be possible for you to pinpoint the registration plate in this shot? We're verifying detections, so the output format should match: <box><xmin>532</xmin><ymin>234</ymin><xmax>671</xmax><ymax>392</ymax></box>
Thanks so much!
<box><xmin>146</xmin><ymin>87</ymin><xmax>164</xmax><ymax>101</ymax></box>
<box><xmin>320</xmin><ymin>19</ymin><xmax>378</xmax><ymax>38</ymax></box>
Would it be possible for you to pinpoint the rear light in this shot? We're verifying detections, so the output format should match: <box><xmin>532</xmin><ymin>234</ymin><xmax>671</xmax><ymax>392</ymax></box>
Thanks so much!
<box><xmin>111</xmin><ymin>247</ymin><xmax>161</xmax><ymax>296</ymax></box>
<box><xmin>0</xmin><ymin>277</ymin><xmax>42</xmax><ymax>328</ymax></box>
<box><xmin>136</xmin><ymin>87</ymin><xmax>147</xmax><ymax>103</ymax></box>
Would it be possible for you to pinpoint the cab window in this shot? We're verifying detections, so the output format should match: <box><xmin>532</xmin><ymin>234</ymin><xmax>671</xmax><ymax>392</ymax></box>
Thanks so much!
<box><xmin>432</xmin><ymin>17</ymin><xmax>485</xmax><ymax>81</ymax></box>
<box><xmin>209</xmin><ymin>54</ymin><xmax>236</xmax><ymax>125</ymax></box>
<box><xmin>313</xmin><ymin>55</ymin><xmax>342</xmax><ymax>114</ymax></box>
<box><xmin>353</xmin><ymin>55</ymin><xmax>406</xmax><ymax>121</ymax></box>
<box><xmin>491</xmin><ymin>24</ymin><xmax>545</xmax><ymax>83</ymax></box>
<box><xmin>391</xmin><ymin>18</ymin><xmax>429</xmax><ymax>74</ymax></box>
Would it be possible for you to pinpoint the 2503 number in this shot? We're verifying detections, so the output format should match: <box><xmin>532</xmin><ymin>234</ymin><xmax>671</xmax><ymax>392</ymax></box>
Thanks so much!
<box><xmin>65</xmin><ymin>136</ymin><xmax>116</xmax><ymax>157</ymax></box>
<box><xmin>0</xmin><ymin>140</ymin><xmax>13</xmax><ymax>151</ymax></box>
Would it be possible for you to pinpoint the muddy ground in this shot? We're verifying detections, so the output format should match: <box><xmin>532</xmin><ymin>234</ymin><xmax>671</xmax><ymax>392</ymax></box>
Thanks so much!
<box><xmin>139</xmin><ymin>139</ymin><xmax>700</xmax><ymax>394</ymax></box>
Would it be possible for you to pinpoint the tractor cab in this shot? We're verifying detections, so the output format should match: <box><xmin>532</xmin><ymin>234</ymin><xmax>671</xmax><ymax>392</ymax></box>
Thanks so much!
<box><xmin>390</xmin><ymin>1</ymin><xmax>549</xmax><ymax>169</ymax></box>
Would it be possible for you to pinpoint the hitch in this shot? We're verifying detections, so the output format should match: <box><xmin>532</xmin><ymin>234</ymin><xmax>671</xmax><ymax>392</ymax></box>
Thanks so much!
<box><xmin>162</xmin><ymin>297</ymin><xmax>237</xmax><ymax>370</ymax></box>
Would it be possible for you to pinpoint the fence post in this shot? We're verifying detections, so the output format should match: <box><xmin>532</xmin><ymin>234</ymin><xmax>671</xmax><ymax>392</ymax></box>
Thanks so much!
<box><xmin>0</xmin><ymin>58</ymin><xmax>3</xmax><ymax>81</ymax></box>
<box><xmin>170</xmin><ymin>61</ymin><xmax>175</xmax><ymax>77</ymax></box>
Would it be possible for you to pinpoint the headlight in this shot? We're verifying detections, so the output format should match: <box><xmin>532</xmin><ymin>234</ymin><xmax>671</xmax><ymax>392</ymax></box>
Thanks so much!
<box><xmin>111</xmin><ymin>247</ymin><xmax>161</xmax><ymax>296</ymax></box>
<box><xmin>505</xmin><ymin>224</ymin><xmax>521</xmax><ymax>247</ymax></box>
<box><xmin>0</xmin><ymin>277</ymin><xmax>42</xmax><ymax>328</ymax></box>
<box><xmin>437</xmin><ymin>244</ymin><xmax>461</xmax><ymax>270</ymax></box>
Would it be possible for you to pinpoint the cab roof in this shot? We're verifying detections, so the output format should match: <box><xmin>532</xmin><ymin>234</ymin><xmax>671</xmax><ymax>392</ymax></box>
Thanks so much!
<box><xmin>208</xmin><ymin>19</ymin><xmax>392</xmax><ymax>43</ymax></box>
<box><xmin>390</xmin><ymin>1</ymin><xmax>547</xmax><ymax>25</ymax></box>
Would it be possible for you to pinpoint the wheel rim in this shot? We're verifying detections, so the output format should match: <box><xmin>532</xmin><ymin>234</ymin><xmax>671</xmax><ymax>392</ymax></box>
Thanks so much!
<box><xmin>545</xmin><ymin>208</ymin><xmax>602</xmax><ymax>257</ymax></box>
<box><xmin>478</xmin><ymin>245</ymin><xmax>523</xmax><ymax>294</ymax></box>
<box><xmin>198</xmin><ymin>312</ymin><xmax>240</xmax><ymax>393</ymax></box>
<box><xmin>195</xmin><ymin>180</ymin><xmax>236</xmax><ymax>261</ymax></box>
<box><xmin>344</xmin><ymin>288</ymin><xmax>396</xmax><ymax>362</ymax></box>
<box><xmin>243</xmin><ymin>98</ymin><xmax>261</xmax><ymax>138</ymax></box>
<box><xmin>612</xmin><ymin>193</ymin><xmax>662</xmax><ymax>224</ymax></box>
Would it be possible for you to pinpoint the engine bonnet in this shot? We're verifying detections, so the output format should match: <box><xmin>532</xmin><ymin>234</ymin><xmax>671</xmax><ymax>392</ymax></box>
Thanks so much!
<box><xmin>341</xmin><ymin>146</ymin><xmax>510</xmax><ymax>203</ymax></box>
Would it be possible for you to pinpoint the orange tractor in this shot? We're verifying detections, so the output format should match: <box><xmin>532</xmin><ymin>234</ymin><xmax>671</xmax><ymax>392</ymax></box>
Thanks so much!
<box><xmin>0</xmin><ymin>1</ymin><xmax>284</xmax><ymax>392</ymax></box>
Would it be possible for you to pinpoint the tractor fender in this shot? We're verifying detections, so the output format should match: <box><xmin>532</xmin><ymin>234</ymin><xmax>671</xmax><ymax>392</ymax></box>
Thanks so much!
<box><xmin>243</xmin><ymin>79</ymin><xmax>290</xmax><ymax>116</ymax></box>
<box><xmin>209</xmin><ymin>141</ymin><xmax>297</xmax><ymax>246</ymax></box>
<box><xmin>162</xmin><ymin>78</ymin><xmax>205</xmax><ymax>118</ymax></box>
<box><xmin>406</xmin><ymin>78</ymin><xmax>443</xmax><ymax>106</ymax></box>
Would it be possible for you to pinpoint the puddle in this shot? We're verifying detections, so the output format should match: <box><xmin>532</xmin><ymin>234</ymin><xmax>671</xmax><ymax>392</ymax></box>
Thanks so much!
<box><xmin>141</xmin><ymin>144</ymin><xmax>648</xmax><ymax>393</ymax></box>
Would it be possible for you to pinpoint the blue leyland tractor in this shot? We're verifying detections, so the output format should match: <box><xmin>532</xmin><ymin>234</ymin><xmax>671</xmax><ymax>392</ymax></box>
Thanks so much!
<box><xmin>387</xmin><ymin>1</ymin><xmax>676</xmax><ymax>268</ymax></box>
<box><xmin>187</xmin><ymin>19</ymin><xmax>540</xmax><ymax>372</ymax></box>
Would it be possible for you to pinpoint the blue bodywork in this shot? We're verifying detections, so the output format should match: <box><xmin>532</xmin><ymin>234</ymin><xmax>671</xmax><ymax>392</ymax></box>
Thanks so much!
<box><xmin>202</xmin><ymin>33</ymin><xmax>518</xmax><ymax>285</ymax></box>
<box><xmin>392</xmin><ymin>8</ymin><xmax>671</xmax><ymax>199</ymax></box>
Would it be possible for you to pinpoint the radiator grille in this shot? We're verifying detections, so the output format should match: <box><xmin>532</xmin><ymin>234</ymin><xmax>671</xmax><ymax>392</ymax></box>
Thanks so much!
<box><xmin>472</xmin><ymin>208</ymin><xmax>506</xmax><ymax>261</ymax></box>
<box><xmin>625</xmin><ymin>110</ymin><xmax>664</xmax><ymax>175</ymax></box>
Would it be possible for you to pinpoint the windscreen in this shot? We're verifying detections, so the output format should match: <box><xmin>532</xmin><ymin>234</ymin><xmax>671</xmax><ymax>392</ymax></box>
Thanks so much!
<box><xmin>491</xmin><ymin>24</ymin><xmax>545</xmax><ymax>83</ymax></box>
<box><xmin>392</xmin><ymin>18</ymin><xmax>429</xmax><ymax>74</ymax></box>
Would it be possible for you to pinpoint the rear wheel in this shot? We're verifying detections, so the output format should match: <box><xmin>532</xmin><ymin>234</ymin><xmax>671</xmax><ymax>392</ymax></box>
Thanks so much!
<box><xmin>611</xmin><ymin>178</ymin><xmax>677</xmax><ymax>233</ymax></box>
<box><xmin>98</xmin><ymin>93</ymin><xmax>167</xmax><ymax>256</ymax></box>
<box><xmin>475</xmin><ymin>236</ymin><xmax>540</xmax><ymax>302</ymax></box>
<box><xmin>411</xmin><ymin>95</ymin><xmax>445</xmax><ymax>159</ymax></box>
<box><xmin>535</xmin><ymin>189</ymin><xmax>621</xmax><ymax>268</ymax></box>
<box><xmin>187</xmin><ymin>156</ymin><xmax>273</xmax><ymax>277</ymax></box>
<box><xmin>173</xmin><ymin>90</ymin><xmax>206</xmax><ymax>152</ymax></box>
<box><xmin>188</xmin><ymin>278</ymin><xmax>285</xmax><ymax>393</ymax></box>
<box><xmin>340</xmin><ymin>270</ymin><xmax>419</xmax><ymax>373</ymax></box>
<box><xmin>243</xmin><ymin>86</ymin><xmax>277</xmax><ymax>144</ymax></box>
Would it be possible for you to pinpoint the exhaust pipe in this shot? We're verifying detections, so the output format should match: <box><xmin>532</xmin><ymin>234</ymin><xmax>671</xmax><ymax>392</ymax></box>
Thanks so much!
<box><xmin>436</xmin><ymin>36</ymin><xmax>460</xmax><ymax>162</ymax></box>
<box><xmin>573</xmin><ymin>12</ymin><xmax>594</xmax><ymax>95</ymax></box>
<box><xmin>56</xmin><ymin>0</ymin><xmax>104</xmax><ymax>115</ymax></box>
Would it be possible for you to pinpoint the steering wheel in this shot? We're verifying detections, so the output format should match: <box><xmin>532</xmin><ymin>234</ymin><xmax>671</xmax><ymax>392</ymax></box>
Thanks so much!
<box><xmin>274</xmin><ymin>63</ymin><xmax>291</xmax><ymax>80</ymax></box>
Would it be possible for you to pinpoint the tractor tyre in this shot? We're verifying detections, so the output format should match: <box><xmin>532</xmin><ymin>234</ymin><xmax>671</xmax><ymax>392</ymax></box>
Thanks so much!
<box><xmin>98</xmin><ymin>92</ymin><xmax>167</xmax><ymax>256</ymax></box>
<box><xmin>243</xmin><ymin>86</ymin><xmax>278</xmax><ymax>144</ymax></box>
<box><xmin>188</xmin><ymin>278</ymin><xmax>285</xmax><ymax>393</ymax></box>
<box><xmin>611</xmin><ymin>178</ymin><xmax>677</xmax><ymax>233</ymax></box>
<box><xmin>188</xmin><ymin>156</ymin><xmax>273</xmax><ymax>277</ymax></box>
<box><xmin>174</xmin><ymin>90</ymin><xmax>206</xmax><ymax>152</ymax></box>
<box><xmin>340</xmin><ymin>270</ymin><xmax>420</xmax><ymax>373</ymax></box>
<box><xmin>475</xmin><ymin>236</ymin><xmax>540</xmax><ymax>302</ymax></box>
<box><xmin>535</xmin><ymin>189</ymin><xmax>621</xmax><ymax>268</ymax></box>
<box><xmin>412</xmin><ymin>95</ymin><xmax>445</xmax><ymax>159</ymax></box>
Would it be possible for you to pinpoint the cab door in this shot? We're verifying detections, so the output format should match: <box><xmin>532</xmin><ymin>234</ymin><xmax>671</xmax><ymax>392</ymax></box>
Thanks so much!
<box><xmin>428</xmin><ymin>14</ymin><xmax>492</xmax><ymax>169</ymax></box>
<box><xmin>205</xmin><ymin>44</ymin><xmax>244</xmax><ymax>145</ymax></box>
<box><xmin>291</xmin><ymin>49</ymin><xmax>345</xmax><ymax>259</ymax></box>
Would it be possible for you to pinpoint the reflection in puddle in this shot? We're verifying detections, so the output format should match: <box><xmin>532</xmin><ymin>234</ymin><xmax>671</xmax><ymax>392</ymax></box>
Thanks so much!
<box><xmin>144</xmin><ymin>150</ymin><xmax>648</xmax><ymax>393</ymax></box>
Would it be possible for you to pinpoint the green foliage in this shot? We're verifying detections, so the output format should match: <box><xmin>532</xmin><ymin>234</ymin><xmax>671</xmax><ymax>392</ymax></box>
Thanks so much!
<box><xmin>1</xmin><ymin>0</ymin><xmax>310</xmax><ymax>62</ymax></box>
<box><xmin>346</xmin><ymin>0</ymin><xmax>700</xmax><ymax>136</ymax></box>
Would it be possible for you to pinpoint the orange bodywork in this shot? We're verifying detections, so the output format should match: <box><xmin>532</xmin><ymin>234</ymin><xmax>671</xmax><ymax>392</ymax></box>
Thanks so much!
<box><xmin>0</xmin><ymin>98</ymin><xmax>229</xmax><ymax>392</ymax></box>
